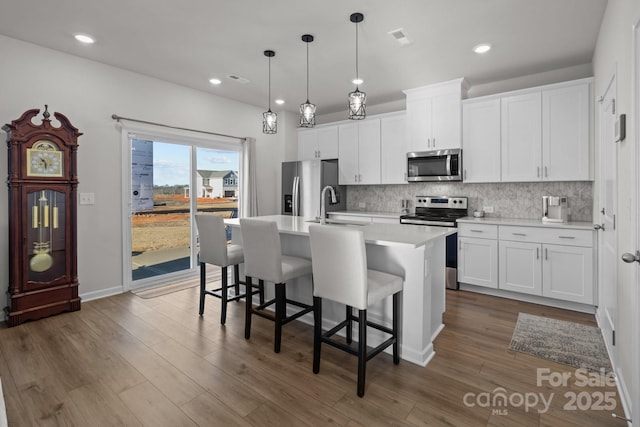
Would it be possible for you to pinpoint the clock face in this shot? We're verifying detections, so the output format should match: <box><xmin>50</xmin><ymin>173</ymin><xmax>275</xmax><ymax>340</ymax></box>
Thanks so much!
<box><xmin>27</xmin><ymin>141</ymin><xmax>63</xmax><ymax>177</ymax></box>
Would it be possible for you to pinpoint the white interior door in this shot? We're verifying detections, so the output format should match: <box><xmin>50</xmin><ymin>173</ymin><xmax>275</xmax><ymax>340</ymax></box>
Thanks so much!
<box><xmin>626</xmin><ymin>17</ymin><xmax>640</xmax><ymax>426</ymax></box>
<box><xmin>596</xmin><ymin>73</ymin><xmax>618</xmax><ymax>366</ymax></box>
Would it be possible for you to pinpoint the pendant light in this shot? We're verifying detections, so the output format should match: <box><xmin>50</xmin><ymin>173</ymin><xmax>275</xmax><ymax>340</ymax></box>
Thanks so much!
<box><xmin>262</xmin><ymin>50</ymin><xmax>277</xmax><ymax>134</ymax></box>
<box><xmin>299</xmin><ymin>34</ymin><xmax>316</xmax><ymax>127</ymax></box>
<box><xmin>348</xmin><ymin>12</ymin><xmax>366</xmax><ymax>120</ymax></box>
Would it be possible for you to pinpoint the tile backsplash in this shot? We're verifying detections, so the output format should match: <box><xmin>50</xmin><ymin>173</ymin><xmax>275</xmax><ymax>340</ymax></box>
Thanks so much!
<box><xmin>346</xmin><ymin>181</ymin><xmax>593</xmax><ymax>222</ymax></box>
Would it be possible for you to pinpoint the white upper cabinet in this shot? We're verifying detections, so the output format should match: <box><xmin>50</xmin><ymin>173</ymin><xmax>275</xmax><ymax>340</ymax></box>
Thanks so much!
<box><xmin>404</xmin><ymin>78</ymin><xmax>467</xmax><ymax>152</ymax></box>
<box><xmin>462</xmin><ymin>98</ymin><xmax>501</xmax><ymax>182</ymax></box>
<box><xmin>297</xmin><ymin>125</ymin><xmax>339</xmax><ymax>160</ymax></box>
<box><xmin>338</xmin><ymin>119</ymin><xmax>381</xmax><ymax>185</ymax></box>
<box><xmin>501</xmin><ymin>91</ymin><xmax>543</xmax><ymax>182</ymax></box>
<box><xmin>380</xmin><ymin>113</ymin><xmax>408</xmax><ymax>184</ymax></box>
<box><xmin>462</xmin><ymin>78</ymin><xmax>592</xmax><ymax>183</ymax></box>
<box><xmin>542</xmin><ymin>83</ymin><xmax>590</xmax><ymax>181</ymax></box>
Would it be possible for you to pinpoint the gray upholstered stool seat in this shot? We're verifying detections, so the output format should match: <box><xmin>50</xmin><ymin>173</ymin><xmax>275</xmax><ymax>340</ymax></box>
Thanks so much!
<box><xmin>308</xmin><ymin>224</ymin><xmax>403</xmax><ymax>397</ymax></box>
<box><xmin>195</xmin><ymin>214</ymin><xmax>263</xmax><ymax>325</ymax></box>
<box><xmin>240</xmin><ymin>218</ymin><xmax>314</xmax><ymax>353</ymax></box>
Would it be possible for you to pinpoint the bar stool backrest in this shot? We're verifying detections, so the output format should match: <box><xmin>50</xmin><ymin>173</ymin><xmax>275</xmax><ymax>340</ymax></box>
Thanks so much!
<box><xmin>309</xmin><ymin>225</ymin><xmax>368</xmax><ymax>310</ymax></box>
<box><xmin>240</xmin><ymin>218</ymin><xmax>283</xmax><ymax>283</ymax></box>
<box><xmin>195</xmin><ymin>214</ymin><xmax>229</xmax><ymax>267</ymax></box>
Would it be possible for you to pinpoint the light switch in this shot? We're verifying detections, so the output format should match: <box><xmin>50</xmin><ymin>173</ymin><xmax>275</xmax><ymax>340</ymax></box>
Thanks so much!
<box><xmin>79</xmin><ymin>193</ymin><xmax>95</xmax><ymax>205</ymax></box>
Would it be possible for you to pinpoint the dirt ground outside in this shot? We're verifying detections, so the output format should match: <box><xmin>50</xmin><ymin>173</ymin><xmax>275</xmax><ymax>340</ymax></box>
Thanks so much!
<box><xmin>132</xmin><ymin>195</ymin><xmax>236</xmax><ymax>253</ymax></box>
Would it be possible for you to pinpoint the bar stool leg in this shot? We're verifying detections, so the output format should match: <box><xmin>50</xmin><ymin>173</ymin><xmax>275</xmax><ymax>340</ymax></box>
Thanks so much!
<box><xmin>357</xmin><ymin>309</ymin><xmax>367</xmax><ymax>397</ymax></box>
<box><xmin>274</xmin><ymin>282</ymin><xmax>286</xmax><ymax>353</ymax></box>
<box><xmin>199</xmin><ymin>262</ymin><xmax>206</xmax><ymax>316</ymax></box>
<box><xmin>221</xmin><ymin>266</ymin><xmax>228</xmax><ymax>325</ymax></box>
<box><xmin>393</xmin><ymin>293</ymin><xmax>400</xmax><ymax>365</ymax></box>
<box><xmin>346</xmin><ymin>305</ymin><xmax>353</xmax><ymax>344</ymax></box>
<box><xmin>234</xmin><ymin>264</ymin><xmax>241</xmax><ymax>298</ymax></box>
<box><xmin>259</xmin><ymin>280</ymin><xmax>265</xmax><ymax>304</ymax></box>
<box><xmin>313</xmin><ymin>296</ymin><xmax>322</xmax><ymax>374</ymax></box>
<box><xmin>245</xmin><ymin>276</ymin><xmax>253</xmax><ymax>339</ymax></box>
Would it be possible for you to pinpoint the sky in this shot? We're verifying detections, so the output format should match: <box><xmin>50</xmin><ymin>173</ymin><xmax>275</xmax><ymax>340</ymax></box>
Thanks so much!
<box><xmin>149</xmin><ymin>141</ymin><xmax>240</xmax><ymax>187</ymax></box>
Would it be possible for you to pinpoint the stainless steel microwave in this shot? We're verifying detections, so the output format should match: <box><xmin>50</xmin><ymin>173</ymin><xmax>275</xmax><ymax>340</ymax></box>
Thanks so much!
<box><xmin>407</xmin><ymin>149</ymin><xmax>462</xmax><ymax>182</ymax></box>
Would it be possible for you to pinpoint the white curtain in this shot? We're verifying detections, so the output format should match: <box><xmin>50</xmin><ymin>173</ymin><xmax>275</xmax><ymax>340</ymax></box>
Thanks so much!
<box><xmin>241</xmin><ymin>137</ymin><xmax>259</xmax><ymax>217</ymax></box>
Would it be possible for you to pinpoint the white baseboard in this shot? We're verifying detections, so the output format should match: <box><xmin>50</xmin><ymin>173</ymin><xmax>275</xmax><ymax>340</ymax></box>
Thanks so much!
<box><xmin>79</xmin><ymin>285</ymin><xmax>124</xmax><ymax>302</ymax></box>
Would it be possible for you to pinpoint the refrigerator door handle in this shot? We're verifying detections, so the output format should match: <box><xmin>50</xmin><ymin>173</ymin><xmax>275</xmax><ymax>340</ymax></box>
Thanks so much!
<box><xmin>292</xmin><ymin>176</ymin><xmax>300</xmax><ymax>216</ymax></box>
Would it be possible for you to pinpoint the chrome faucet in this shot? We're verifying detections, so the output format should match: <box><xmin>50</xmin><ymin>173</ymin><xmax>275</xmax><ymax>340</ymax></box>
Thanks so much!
<box><xmin>320</xmin><ymin>185</ymin><xmax>337</xmax><ymax>225</ymax></box>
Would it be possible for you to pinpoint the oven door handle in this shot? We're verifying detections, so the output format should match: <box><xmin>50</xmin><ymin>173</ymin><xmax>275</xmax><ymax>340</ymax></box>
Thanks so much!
<box><xmin>446</xmin><ymin>154</ymin><xmax>452</xmax><ymax>176</ymax></box>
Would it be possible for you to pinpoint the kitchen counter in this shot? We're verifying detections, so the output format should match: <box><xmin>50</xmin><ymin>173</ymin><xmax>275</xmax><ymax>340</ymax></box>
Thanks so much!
<box><xmin>225</xmin><ymin>214</ymin><xmax>449</xmax><ymax>367</ymax></box>
<box><xmin>225</xmin><ymin>214</ymin><xmax>454</xmax><ymax>248</ymax></box>
<box><xmin>457</xmin><ymin>216</ymin><xmax>594</xmax><ymax>230</ymax></box>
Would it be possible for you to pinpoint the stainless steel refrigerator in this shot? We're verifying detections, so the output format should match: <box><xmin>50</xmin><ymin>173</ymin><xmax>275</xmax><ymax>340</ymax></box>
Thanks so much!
<box><xmin>281</xmin><ymin>159</ymin><xmax>346</xmax><ymax>219</ymax></box>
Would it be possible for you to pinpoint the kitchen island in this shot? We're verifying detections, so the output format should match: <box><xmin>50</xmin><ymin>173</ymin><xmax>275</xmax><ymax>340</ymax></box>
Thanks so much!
<box><xmin>225</xmin><ymin>215</ymin><xmax>455</xmax><ymax>366</ymax></box>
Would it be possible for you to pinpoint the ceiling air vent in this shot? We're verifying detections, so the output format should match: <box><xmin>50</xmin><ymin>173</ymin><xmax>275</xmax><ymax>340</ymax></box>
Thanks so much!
<box><xmin>226</xmin><ymin>74</ymin><xmax>250</xmax><ymax>84</ymax></box>
<box><xmin>388</xmin><ymin>28</ymin><xmax>413</xmax><ymax>46</ymax></box>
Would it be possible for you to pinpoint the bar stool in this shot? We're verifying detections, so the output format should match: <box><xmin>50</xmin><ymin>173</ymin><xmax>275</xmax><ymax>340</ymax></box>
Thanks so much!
<box><xmin>308</xmin><ymin>224</ymin><xmax>403</xmax><ymax>397</ymax></box>
<box><xmin>195</xmin><ymin>214</ymin><xmax>263</xmax><ymax>325</ymax></box>
<box><xmin>240</xmin><ymin>218</ymin><xmax>314</xmax><ymax>353</ymax></box>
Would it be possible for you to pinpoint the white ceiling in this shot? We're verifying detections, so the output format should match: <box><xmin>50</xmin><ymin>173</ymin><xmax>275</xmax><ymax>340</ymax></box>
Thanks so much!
<box><xmin>0</xmin><ymin>0</ymin><xmax>608</xmax><ymax>116</ymax></box>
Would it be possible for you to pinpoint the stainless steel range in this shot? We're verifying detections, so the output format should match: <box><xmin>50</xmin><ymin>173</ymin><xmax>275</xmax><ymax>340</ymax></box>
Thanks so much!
<box><xmin>400</xmin><ymin>196</ymin><xmax>468</xmax><ymax>290</ymax></box>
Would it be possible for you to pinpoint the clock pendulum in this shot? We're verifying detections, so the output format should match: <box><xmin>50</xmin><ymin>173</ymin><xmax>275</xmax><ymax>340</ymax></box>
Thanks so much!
<box><xmin>29</xmin><ymin>190</ymin><xmax>59</xmax><ymax>273</ymax></box>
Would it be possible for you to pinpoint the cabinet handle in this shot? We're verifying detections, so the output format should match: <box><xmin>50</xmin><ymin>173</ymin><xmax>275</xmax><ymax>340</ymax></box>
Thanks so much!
<box><xmin>558</xmin><ymin>236</ymin><xmax>575</xmax><ymax>239</ymax></box>
<box><xmin>536</xmin><ymin>247</ymin><xmax>539</xmax><ymax>259</ymax></box>
<box><xmin>512</xmin><ymin>233</ymin><xmax>526</xmax><ymax>236</ymax></box>
<box><xmin>358</xmin><ymin>174</ymin><xmax>362</xmax><ymax>182</ymax></box>
<box><xmin>459</xmin><ymin>240</ymin><xmax>462</xmax><ymax>250</ymax></box>
<box><xmin>470</xmin><ymin>229</ymin><xmax>484</xmax><ymax>233</ymax></box>
<box><xmin>545</xmin><ymin>248</ymin><xmax>548</xmax><ymax>260</ymax></box>
<box><xmin>404</xmin><ymin>172</ymin><xmax>407</xmax><ymax>181</ymax></box>
<box><xmin>433</xmin><ymin>138</ymin><xmax>436</xmax><ymax>148</ymax></box>
<box><xmin>427</xmin><ymin>137</ymin><xmax>431</xmax><ymax>147</ymax></box>
<box><xmin>544</xmin><ymin>166</ymin><xmax>548</xmax><ymax>177</ymax></box>
<box><xmin>354</xmin><ymin>174</ymin><xmax>358</xmax><ymax>182</ymax></box>
<box><xmin>537</xmin><ymin>167</ymin><xmax>540</xmax><ymax>177</ymax></box>
<box><xmin>464</xmin><ymin>169</ymin><xmax>467</xmax><ymax>180</ymax></box>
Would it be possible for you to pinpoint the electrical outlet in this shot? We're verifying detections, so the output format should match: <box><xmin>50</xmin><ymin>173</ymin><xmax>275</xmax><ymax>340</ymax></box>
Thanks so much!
<box><xmin>79</xmin><ymin>193</ymin><xmax>95</xmax><ymax>205</ymax></box>
<box><xmin>358</xmin><ymin>202</ymin><xmax>366</xmax><ymax>210</ymax></box>
<box><xmin>483</xmin><ymin>206</ymin><xmax>494</xmax><ymax>213</ymax></box>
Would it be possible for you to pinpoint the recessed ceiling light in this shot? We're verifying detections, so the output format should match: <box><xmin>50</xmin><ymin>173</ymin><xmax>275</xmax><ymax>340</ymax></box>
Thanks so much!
<box><xmin>74</xmin><ymin>34</ymin><xmax>95</xmax><ymax>44</ymax></box>
<box><xmin>352</xmin><ymin>78</ymin><xmax>363</xmax><ymax>85</ymax></box>
<box><xmin>275</xmin><ymin>99</ymin><xmax>285</xmax><ymax>105</ymax></box>
<box><xmin>209</xmin><ymin>78</ymin><xmax>222</xmax><ymax>85</ymax></box>
<box><xmin>473</xmin><ymin>43</ymin><xmax>491</xmax><ymax>54</ymax></box>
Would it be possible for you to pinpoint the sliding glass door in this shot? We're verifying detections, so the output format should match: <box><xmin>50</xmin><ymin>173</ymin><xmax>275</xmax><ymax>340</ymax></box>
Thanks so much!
<box><xmin>126</xmin><ymin>132</ymin><xmax>241</xmax><ymax>288</ymax></box>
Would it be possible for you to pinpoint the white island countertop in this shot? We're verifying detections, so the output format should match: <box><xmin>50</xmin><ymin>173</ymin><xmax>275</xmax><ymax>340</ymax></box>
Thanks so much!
<box><xmin>328</xmin><ymin>210</ymin><xmax>402</xmax><ymax>220</ymax></box>
<box><xmin>225</xmin><ymin>215</ymin><xmax>454</xmax><ymax>248</ymax></box>
<box><xmin>457</xmin><ymin>216</ymin><xmax>594</xmax><ymax>230</ymax></box>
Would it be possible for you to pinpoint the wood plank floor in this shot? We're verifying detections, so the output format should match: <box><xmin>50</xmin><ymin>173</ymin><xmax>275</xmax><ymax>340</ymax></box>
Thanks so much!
<box><xmin>0</xmin><ymin>286</ymin><xmax>625</xmax><ymax>426</ymax></box>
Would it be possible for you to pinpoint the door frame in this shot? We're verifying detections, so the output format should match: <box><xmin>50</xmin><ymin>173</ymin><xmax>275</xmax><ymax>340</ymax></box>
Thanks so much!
<box><xmin>631</xmin><ymin>15</ymin><xmax>640</xmax><ymax>426</ymax></box>
<box><xmin>119</xmin><ymin>122</ymin><xmax>243</xmax><ymax>292</ymax></box>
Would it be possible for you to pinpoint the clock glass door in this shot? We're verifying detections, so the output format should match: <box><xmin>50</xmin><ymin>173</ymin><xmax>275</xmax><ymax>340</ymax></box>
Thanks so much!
<box><xmin>26</xmin><ymin>188</ymin><xmax>67</xmax><ymax>289</ymax></box>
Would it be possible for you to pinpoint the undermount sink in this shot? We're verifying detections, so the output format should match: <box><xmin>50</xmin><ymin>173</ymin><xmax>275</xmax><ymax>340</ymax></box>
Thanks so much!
<box><xmin>305</xmin><ymin>219</ymin><xmax>366</xmax><ymax>226</ymax></box>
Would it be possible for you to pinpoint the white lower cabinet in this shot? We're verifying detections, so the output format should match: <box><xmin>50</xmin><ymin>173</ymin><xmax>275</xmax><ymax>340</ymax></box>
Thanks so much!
<box><xmin>458</xmin><ymin>224</ymin><xmax>499</xmax><ymax>289</ymax></box>
<box><xmin>499</xmin><ymin>240</ymin><xmax>542</xmax><ymax>295</ymax></box>
<box><xmin>542</xmin><ymin>244</ymin><xmax>593</xmax><ymax>304</ymax></box>
<box><xmin>460</xmin><ymin>222</ymin><xmax>596</xmax><ymax>306</ymax></box>
<box><xmin>500</xmin><ymin>226</ymin><xmax>595</xmax><ymax>304</ymax></box>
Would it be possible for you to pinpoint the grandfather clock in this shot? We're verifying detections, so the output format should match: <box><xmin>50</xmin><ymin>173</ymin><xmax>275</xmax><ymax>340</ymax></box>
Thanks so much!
<box><xmin>4</xmin><ymin>106</ymin><xmax>81</xmax><ymax>326</ymax></box>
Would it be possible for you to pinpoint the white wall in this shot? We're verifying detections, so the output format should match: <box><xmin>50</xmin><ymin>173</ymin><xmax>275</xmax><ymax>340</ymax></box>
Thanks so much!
<box><xmin>592</xmin><ymin>0</ymin><xmax>640</xmax><ymax>414</ymax></box>
<box><xmin>0</xmin><ymin>35</ymin><xmax>287</xmax><ymax>310</ymax></box>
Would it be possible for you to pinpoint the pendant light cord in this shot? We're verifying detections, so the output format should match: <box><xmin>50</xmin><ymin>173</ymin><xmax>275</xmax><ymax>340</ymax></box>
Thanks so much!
<box><xmin>268</xmin><ymin>56</ymin><xmax>272</xmax><ymax>110</ymax></box>
<box><xmin>355</xmin><ymin>20</ymin><xmax>359</xmax><ymax>87</ymax></box>
<box><xmin>306</xmin><ymin>41</ymin><xmax>310</xmax><ymax>101</ymax></box>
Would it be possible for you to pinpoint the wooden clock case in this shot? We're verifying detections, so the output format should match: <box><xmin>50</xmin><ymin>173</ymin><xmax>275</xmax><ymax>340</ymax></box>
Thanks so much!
<box><xmin>4</xmin><ymin>107</ymin><xmax>82</xmax><ymax>326</ymax></box>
